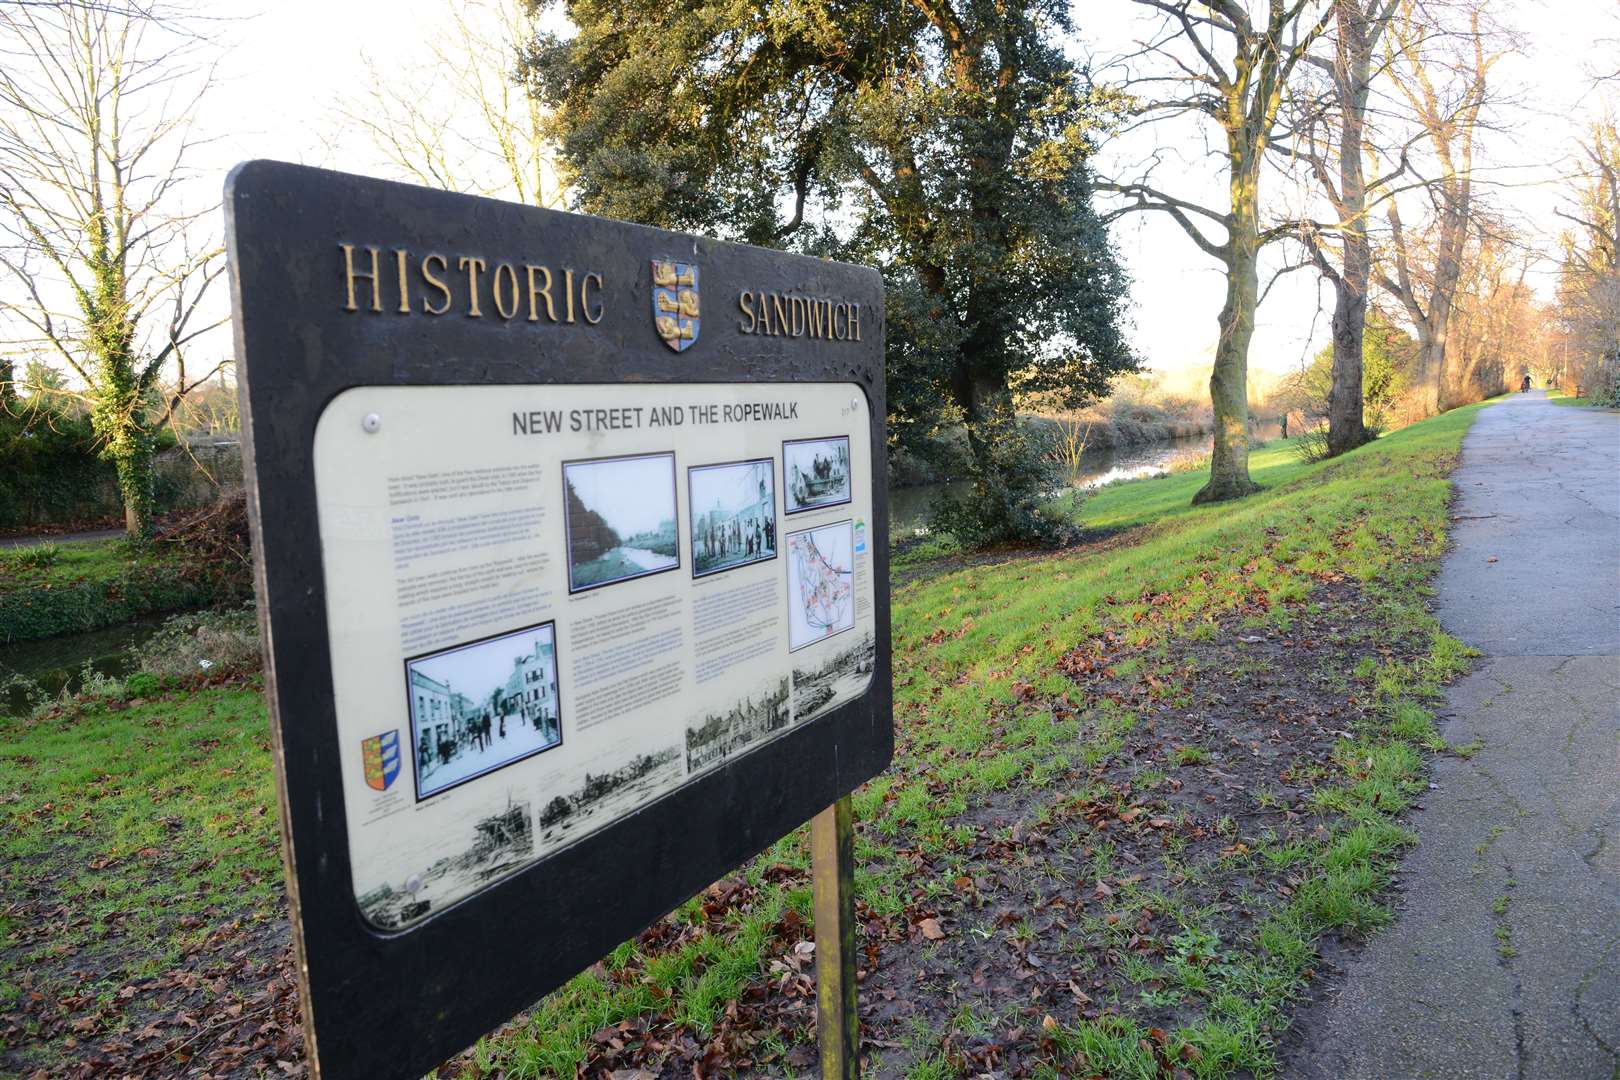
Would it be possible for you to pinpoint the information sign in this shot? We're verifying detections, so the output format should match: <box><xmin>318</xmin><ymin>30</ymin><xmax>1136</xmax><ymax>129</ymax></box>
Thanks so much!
<box><xmin>225</xmin><ymin>161</ymin><xmax>890</xmax><ymax>1080</ymax></box>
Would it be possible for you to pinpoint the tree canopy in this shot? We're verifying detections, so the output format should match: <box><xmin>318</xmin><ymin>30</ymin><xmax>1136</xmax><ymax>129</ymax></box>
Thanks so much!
<box><xmin>524</xmin><ymin>0</ymin><xmax>1137</xmax><ymax>542</ymax></box>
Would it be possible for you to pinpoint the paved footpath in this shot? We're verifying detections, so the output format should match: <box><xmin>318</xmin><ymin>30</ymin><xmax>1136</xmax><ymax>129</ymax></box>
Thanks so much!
<box><xmin>1290</xmin><ymin>391</ymin><xmax>1620</xmax><ymax>1080</ymax></box>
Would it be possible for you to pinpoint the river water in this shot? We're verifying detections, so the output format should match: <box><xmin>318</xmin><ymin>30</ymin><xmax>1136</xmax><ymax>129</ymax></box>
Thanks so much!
<box><xmin>889</xmin><ymin>419</ymin><xmax>1283</xmax><ymax>537</ymax></box>
<box><xmin>0</xmin><ymin>618</ymin><xmax>165</xmax><ymax>716</ymax></box>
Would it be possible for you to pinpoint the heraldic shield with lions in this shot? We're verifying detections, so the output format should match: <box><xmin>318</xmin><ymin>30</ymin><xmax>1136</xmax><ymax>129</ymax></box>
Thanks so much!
<box><xmin>651</xmin><ymin>259</ymin><xmax>700</xmax><ymax>352</ymax></box>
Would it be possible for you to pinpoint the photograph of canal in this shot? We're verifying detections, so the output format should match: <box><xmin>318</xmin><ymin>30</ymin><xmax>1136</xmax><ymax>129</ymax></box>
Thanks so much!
<box><xmin>562</xmin><ymin>452</ymin><xmax>680</xmax><ymax>592</ymax></box>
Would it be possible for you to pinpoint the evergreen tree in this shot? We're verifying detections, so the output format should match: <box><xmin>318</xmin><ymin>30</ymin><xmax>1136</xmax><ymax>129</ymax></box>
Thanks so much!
<box><xmin>524</xmin><ymin>0</ymin><xmax>1137</xmax><ymax>543</ymax></box>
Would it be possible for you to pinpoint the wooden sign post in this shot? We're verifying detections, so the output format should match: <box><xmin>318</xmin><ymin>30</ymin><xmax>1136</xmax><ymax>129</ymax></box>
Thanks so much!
<box><xmin>225</xmin><ymin>161</ymin><xmax>891</xmax><ymax>1079</ymax></box>
<box><xmin>812</xmin><ymin>795</ymin><xmax>860</xmax><ymax>1079</ymax></box>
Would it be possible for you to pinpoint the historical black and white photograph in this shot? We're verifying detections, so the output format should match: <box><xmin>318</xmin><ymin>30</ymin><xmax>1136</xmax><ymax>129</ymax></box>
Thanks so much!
<box><xmin>689</xmin><ymin>458</ymin><xmax>777</xmax><ymax>578</ymax></box>
<box><xmin>563</xmin><ymin>451</ymin><xmax>680</xmax><ymax>592</ymax></box>
<box><xmin>791</xmin><ymin>630</ymin><xmax>876</xmax><ymax>724</ymax></box>
<box><xmin>685</xmin><ymin>675</ymin><xmax>791</xmax><ymax>774</ymax></box>
<box><xmin>358</xmin><ymin>793</ymin><xmax>535</xmax><ymax>930</ymax></box>
<box><xmin>536</xmin><ymin>744</ymin><xmax>683</xmax><ymax>850</ymax></box>
<box><xmin>782</xmin><ymin>435</ymin><xmax>851</xmax><ymax>513</ymax></box>
<box><xmin>785</xmin><ymin>519</ymin><xmax>855</xmax><ymax>651</ymax></box>
<box><xmin>406</xmin><ymin>622</ymin><xmax>562</xmax><ymax>800</ymax></box>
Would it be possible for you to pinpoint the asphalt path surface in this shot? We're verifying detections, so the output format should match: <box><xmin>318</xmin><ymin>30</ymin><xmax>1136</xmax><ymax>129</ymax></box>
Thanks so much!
<box><xmin>1289</xmin><ymin>391</ymin><xmax>1620</xmax><ymax>1079</ymax></box>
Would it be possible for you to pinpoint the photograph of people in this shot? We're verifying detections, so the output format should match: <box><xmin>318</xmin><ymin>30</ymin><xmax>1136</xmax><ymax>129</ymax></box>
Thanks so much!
<box><xmin>783</xmin><ymin>436</ymin><xmax>851</xmax><ymax>513</ymax></box>
<box><xmin>406</xmin><ymin>622</ymin><xmax>562</xmax><ymax>799</ymax></box>
<box><xmin>563</xmin><ymin>451</ymin><xmax>680</xmax><ymax>592</ymax></box>
<box><xmin>689</xmin><ymin>458</ymin><xmax>777</xmax><ymax>577</ymax></box>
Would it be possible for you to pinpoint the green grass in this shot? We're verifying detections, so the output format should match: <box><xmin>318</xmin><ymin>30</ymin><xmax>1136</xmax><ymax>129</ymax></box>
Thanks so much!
<box><xmin>1548</xmin><ymin>390</ymin><xmax>1616</xmax><ymax>409</ymax></box>
<box><xmin>3</xmin><ymin>403</ymin><xmax>1497</xmax><ymax>1077</ymax></box>
<box><xmin>0</xmin><ymin>683</ymin><xmax>280</xmax><ymax>1006</ymax></box>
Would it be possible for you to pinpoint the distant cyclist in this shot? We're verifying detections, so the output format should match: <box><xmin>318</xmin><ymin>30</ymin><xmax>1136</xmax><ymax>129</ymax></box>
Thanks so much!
<box><xmin>1521</xmin><ymin>374</ymin><xmax>1532</xmax><ymax>393</ymax></box>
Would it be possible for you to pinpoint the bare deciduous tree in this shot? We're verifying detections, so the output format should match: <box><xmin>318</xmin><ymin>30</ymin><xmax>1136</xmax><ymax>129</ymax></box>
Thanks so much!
<box><xmin>1555</xmin><ymin>115</ymin><xmax>1620</xmax><ymax>401</ymax></box>
<box><xmin>0</xmin><ymin>0</ymin><xmax>224</xmax><ymax>537</ymax></box>
<box><xmin>1373</xmin><ymin>0</ymin><xmax>1500</xmax><ymax>414</ymax></box>
<box><xmin>1275</xmin><ymin>0</ymin><xmax>1405</xmax><ymax>453</ymax></box>
<box><xmin>330</xmin><ymin>0</ymin><xmax>564</xmax><ymax>208</ymax></box>
<box><xmin>1100</xmin><ymin>0</ymin><xmax>1331</xmax><ymax>504</ymax></box>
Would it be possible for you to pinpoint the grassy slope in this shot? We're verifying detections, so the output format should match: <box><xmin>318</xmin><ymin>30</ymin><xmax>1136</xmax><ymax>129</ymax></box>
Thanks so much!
<box><xmin>1</xmin><ymin>404</ymin><xmax>1489</xmax><ymax>1077</ymax></box>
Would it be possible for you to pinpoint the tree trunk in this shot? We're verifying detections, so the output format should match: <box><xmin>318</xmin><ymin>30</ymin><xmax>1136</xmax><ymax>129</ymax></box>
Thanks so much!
<box><xmin>1195</xmin><ymin>166</ymin><xmax>1260</xmax><ymax>504</ymax></box>
<box><xmin>1326</xmin><ymin>0</ymin><xmax>1375</xmax><ymax>455</ymax></box>
<box><xmin>114</xmin><ymin>441</ymin><xmax>156</xmax><ymax>540</ymax></box>
<box><xmin>1327</xmin><ymin>270</ymin><xmax>1368</xmax><ymax>450</ymax></box>
<box><xmin>1418</xmin><ymin>323</ymin><xmax>1449</xmax><ymax>413</ymax></box>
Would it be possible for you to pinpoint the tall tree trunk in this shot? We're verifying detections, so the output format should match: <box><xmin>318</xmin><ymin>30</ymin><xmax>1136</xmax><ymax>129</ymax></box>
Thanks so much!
<box><xmin>1326</xmin><ymin>0</ymin><xmax>1377</xmax><ymax>454</ymax></box>
<box><xmin>1196</xmin><ymin>155</ymin><xmax>1261</xmax><ymax>504</ymax></box>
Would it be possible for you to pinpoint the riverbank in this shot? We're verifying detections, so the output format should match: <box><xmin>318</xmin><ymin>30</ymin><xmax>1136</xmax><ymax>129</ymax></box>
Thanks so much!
<box><xmin>0</xmin><ymin>540</ymin><xmax>238</xmax><ymax>646</ymax></box>
<box><xmin>888</xmin><ymin>402</ymin><xmax>1234</xmax><ymax>488</ymax></box>
<box><xmin>0</xmin><ymin>500</ymin><xmax>253</xmax><ymax>647</ymax></box>
<box><xmin>1</xmin><ymin>408</ymin><xmax>1487</xmax><ymax>1078</ymax></box>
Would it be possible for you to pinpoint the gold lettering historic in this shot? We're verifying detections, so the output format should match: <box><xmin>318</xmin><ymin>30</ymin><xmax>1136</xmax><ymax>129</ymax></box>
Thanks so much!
<box><xmin>338</xmin><ymin>245</ymin><xmax>607</xmax><ymax>325</ymax></box>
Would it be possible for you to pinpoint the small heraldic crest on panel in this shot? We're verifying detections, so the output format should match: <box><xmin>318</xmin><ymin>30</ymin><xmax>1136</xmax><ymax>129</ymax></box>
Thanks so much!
<box><xmin>651</xmin><ymin>259</ymin><xmax>699</xmax><ymax>352</ymax></box>
<box><xmin>362</xmin><ymin>730</ymin><xmax>401</xmax><ymax>792</ymax></box>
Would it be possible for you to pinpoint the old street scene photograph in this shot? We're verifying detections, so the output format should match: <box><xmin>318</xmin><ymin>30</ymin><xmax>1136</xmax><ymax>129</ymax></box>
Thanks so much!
<box><xmin>690</xmin><ymin>458</ymin><xmax>777</xmax><ymax>577</ymax></box>
<box><xmin>407</xmin><ymin>622</ymin><xmax>562</xmax><ymax>798</ymax></box>
<box><xmin>563</xmin><ymin>452</ymin><xmax>679</xmax><ymax>591</ymax></box>
<box><xmin>686</xmin><ymin>673</ymin><xmax>792</xmax><ymax>774</ymax></box>
<box><xmin>2</xmin><ymin>0</ymin><xmax>1619</xmax><ymax>1077</ymax></box>
<box><xmin>783</xmin><ymin>435</ymin><xmax>852</xmax><ymax>513</ymax></box>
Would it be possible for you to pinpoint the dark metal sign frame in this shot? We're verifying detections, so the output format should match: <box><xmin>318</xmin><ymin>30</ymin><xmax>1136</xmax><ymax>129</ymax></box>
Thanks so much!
<box><xmin>225</xmin><ymin>160</ymin><xmax>891</xmax><ymax>1080</ymax></box>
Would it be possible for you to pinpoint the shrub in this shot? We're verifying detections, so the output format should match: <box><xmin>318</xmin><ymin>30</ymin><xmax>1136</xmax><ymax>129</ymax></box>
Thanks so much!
<box><xmin>0</xmin><ymin>542</ymin><xmax>60</xmax><ymax>571</ymax></box>
<box><xmin>132</xmin><ymin>606</ymin><xmax>261</xmax><ymax>681</ymax></box>
<box><xmin>123</xmin><ymin>671</ymin><xmax>161</xmax><ymax>698</ymax></box>
<box><xmin>1292</xmin><ymin>426</ymin><xmax>1332</xmax><ymax>464</ymax></box>
<box><xmin>927</xmin><ymin>411</ymin><xmax>1077</xmax><ymax>548</ymax></box>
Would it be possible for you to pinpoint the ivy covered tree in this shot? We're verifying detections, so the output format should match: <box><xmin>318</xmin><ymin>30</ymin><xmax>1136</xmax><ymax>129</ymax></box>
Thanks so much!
<box><xmin>0</xmin><ymin>2</ymin><xmax>225</xmax><ymax>538</ymax></box>
<box><xmin>523</xmin><ymin>0</ymin><xmax>1138</xmax><ymax>543</ymax></box>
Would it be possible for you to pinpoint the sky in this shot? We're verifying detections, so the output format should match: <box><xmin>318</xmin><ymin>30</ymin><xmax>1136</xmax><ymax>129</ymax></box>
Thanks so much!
<box><xmin>27</xmin><ymin>0</ymin><xmax>1617</xmax><ymax>393</ymax></box>
<box><xmin>414</xmin><ymin>623</ymin><xmax>553</xmax><ymax>702</ymax></box>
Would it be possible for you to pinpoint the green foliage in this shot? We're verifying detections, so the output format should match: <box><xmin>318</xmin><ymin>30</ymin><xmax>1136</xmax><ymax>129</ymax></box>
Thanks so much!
<box><xmin>0</xmin><ymin>541</ymin><xmax>60</xmax><ymax>570</ymax></box>
<box><xmin>1288</xmin><ymin>311</ymin><xmax>1416</xmax><ymax>429</ymax></box>
<box><xmin>0</xmin><ymin>396</ymin><xmax>114</xmax><ymax>527</ymax></box>
<box><xmin>527</xmin><ymin>0</ymin><xmax>1138</xmax><ymax>543</ymax></box>
<box><xmin>928</xmin><ymin>409</ymin><xmax>1075</xmax><ymax>547</ymax></box>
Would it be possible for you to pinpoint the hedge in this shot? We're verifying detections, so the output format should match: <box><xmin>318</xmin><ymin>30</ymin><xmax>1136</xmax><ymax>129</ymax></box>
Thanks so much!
<box><xmin>0</xmin><ymin>557</ymin><xmax>249</xmax><ymax>641</ymax></box>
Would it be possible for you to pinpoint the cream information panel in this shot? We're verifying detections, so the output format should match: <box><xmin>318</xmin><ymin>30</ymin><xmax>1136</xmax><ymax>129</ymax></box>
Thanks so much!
<box><xmin>312</xmin><ymin>383</ymin><xmax>877</xmax><ymax>929</ymax></box>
